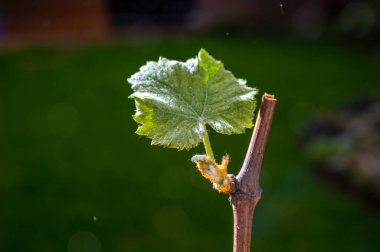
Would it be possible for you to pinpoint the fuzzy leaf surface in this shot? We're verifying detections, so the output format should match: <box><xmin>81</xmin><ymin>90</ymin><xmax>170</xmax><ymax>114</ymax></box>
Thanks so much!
<box><xmin>128</xmin><ymin>49</ymin><xmax>257</xmax><ymax>150</ymax></box>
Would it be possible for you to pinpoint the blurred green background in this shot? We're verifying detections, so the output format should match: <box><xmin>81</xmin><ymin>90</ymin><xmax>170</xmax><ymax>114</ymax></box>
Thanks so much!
<box><xmin>1</xmin><ymin>1</ymin><xmax>380</xmax><ymax>252</ymax></box>
<box><xmin>1</xmin><ymin>37</ymin><xmax>379</xmax><ymax>252</ymax></box>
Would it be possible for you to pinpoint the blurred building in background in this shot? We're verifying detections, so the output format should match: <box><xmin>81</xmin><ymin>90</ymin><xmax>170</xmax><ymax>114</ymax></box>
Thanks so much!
<box><xmin>0</xmin><ymin>0</ymin><xmax>378</xmax><ymax>42</ymax></box>
<box><xmin>2</xmin><ymin>0</ymin><xmax>108</xmax><ymax>41</ymax></box>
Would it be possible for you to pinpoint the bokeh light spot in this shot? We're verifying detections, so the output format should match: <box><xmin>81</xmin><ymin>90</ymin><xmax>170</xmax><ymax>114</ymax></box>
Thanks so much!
<box><xmin>292</xmin><ymin>3</ymin><xmax>326</xmax><ymax>40</ymax></box>
<box><xmin>153</xmin><ymin>205</ymin><xmax>188</xmax><ymax>240</ymax></box>
<box><xmin>339</xmin><ymin>2</ymin><xmax>377</xmax><ymax>38</ymax></box>
<box><xmin>159</xmin><ymin>166</ymin><xmax>191</xmax><ymax>200</ymax></box>
<box><xmin>67</xmin><ymin>231</ymin><xmax>101</xmax><ymax>252</ymax></box>
<box><xmin>47</xmin><ymin>102</ymin><xmax>80</xmax><ymax>137</ymax></box>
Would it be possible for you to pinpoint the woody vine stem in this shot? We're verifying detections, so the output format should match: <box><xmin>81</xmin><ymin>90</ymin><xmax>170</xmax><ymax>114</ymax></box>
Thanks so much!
<box><xmin>229</xmin><ymin>94</ymin><xmax>277</xmax><ymax>252</ymax></box>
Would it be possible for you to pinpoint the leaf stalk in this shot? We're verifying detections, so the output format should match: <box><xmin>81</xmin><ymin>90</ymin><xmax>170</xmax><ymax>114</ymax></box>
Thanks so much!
<box><xmin>202</xmin><ymin>122</ymin><xmax>215</xmax><ymax>161</ymax></box>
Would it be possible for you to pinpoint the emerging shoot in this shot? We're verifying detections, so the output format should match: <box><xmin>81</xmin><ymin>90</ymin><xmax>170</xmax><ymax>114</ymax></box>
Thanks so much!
<box><xmin>128</xmin><ymin>49</ymin><xmax>277</xmax><ymax>252</ymax></box>
<box><xmin>128</xmin><ymin>49</ymin><xmax>257</xmax><ymax>192</ymax></box>
<box><xmin>192</xmin><ymin>154</ymin><xmax>232</xmax><ymax>193</ymax></box>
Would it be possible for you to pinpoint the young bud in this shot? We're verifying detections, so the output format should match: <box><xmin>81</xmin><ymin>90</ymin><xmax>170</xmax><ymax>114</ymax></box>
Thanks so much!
<box><xmin>191</xmin><ymin>154</ymin><xmax>232</xmax><ymax>193</ymax></box>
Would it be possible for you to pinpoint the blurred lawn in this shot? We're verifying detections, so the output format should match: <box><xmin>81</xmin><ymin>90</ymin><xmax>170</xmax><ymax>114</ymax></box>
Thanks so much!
<box><xmin>0</xmin><ymin>37</ymin><xmax>379</xmax><ymax>252</ymax></box>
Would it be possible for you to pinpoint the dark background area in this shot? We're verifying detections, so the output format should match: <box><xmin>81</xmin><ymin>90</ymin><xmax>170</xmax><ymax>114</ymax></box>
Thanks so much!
<box><xmin>0</xmin><ymin>1</ymin><xmax>380</xmax><ymax>252</ymax></box>
<box><xmin>108</xmin><ymin>0</ymin><xmax>194</xmax><ymax>26</ymax></box>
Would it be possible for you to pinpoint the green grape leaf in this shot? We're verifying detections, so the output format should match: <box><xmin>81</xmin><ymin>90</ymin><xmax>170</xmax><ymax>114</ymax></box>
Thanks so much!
<box><xmin>128</xmin><ymin>49</ymin><xmax>258</xmax><ymax>150</ymax></box>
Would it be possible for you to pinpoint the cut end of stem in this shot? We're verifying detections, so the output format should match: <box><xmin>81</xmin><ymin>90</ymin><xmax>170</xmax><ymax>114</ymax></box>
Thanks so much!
<box><xmin>263</xmin><ymin>93</ymin><xmax>276</xmax><ymax>100</ymax></box>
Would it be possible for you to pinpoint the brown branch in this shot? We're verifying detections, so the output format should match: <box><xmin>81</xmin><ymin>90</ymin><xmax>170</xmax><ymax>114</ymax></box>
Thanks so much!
<box><xmin>229</xmin><ymin>93</ymin><xmax>277</xmax><ymax>252</ymax></box>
